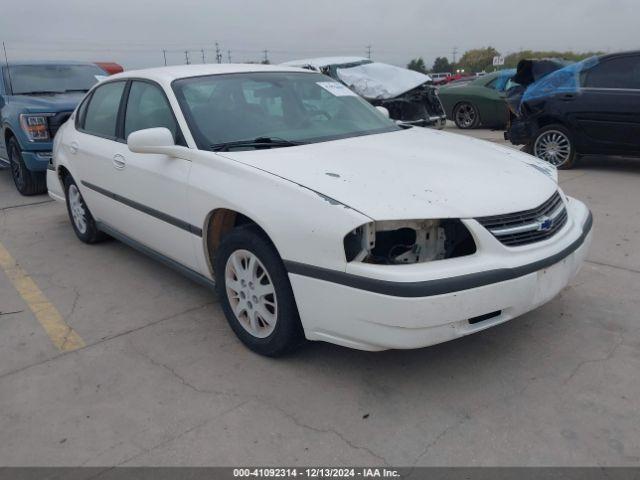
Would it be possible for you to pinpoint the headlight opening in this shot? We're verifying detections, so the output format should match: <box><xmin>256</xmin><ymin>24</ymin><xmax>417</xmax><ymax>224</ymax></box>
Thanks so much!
<box><xmin>344</xmin><ymin>219</ymin><xmax>476</xmax><ymax>265</ymax></box>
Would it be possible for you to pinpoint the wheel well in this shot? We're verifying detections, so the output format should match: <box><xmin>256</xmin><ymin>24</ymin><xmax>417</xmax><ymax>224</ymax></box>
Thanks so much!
<box><xmin>204</xmin><ymin>208</ymin><xmax>274</xmax><ymax>273</ymax></box>
<box><xmin>4</xmin><ymin>128</ymin><xmax>15</xmax><ymax>150</ymax></box>
<box><xmin>534</xmin><ymin>116</ymin><xmax>564</xmax><ymax>130</ymax></box>
<box><xmin>453</xmin><ymin>100</ymin><xmax>471</xmax><ymax>112</ymax></box>
<box><xmin>57</xmin><ymin>165</ymin><xmax>71</xmax><ymax>185</ymax></box>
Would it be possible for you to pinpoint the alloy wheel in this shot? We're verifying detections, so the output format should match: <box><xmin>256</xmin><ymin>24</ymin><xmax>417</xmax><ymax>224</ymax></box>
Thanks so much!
<box><xmin>68</xmin><ymin>184</ymin><xmax>88</xmax><ymax>234</ymax></box>
<box><xmin>224</xmin><ymin>249</ymin><xmax>278</xmax><ymax>338</ymax></box>
<box><xmin>455</xmin><ymin>103</ymin><xmax>477</xmax><ymax>128</ymax></box>
<box><xmin>534</xmin><ymin>130</ymin><xmax>571</xmax><ymax>166</ymax></box>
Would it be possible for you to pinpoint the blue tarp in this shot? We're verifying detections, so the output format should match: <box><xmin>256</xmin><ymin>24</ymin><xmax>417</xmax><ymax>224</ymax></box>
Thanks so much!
<box><xmin>521</xmin><ymin>56</ymin><xmax>600</xmax><ymax>104</ymax></box>
<box><xmin>495</xmin><ymin>69</ymin><xmax>516</xmax><ymax>92</ymax></box>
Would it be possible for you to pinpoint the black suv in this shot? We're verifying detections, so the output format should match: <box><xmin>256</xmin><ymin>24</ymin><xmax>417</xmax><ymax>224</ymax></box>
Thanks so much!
<box><xmin>505</xmin><ymin>51</ymin><xmax>640</xmax><ymax>168</ymax></box>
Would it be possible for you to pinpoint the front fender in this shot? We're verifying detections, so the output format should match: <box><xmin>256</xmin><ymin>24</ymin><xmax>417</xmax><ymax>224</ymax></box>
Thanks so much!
<box><xmin>187</xmin><ymin>152</ymin><xmax>372</xmax><ymax>273</ymax></box>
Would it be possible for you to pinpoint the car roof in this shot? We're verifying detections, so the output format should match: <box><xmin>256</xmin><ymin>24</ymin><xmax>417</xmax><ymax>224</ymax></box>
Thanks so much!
<box><xmin>281</xmin><ymin>57</ymin><xmax>369</xmax><ymax>69</ymax></box>
<box><xmin>106</xmin><ymin>63</ymin><xmax>313</xmax><ymax>84</ymax></box>
<box><xmin>597</xmin><ymin>50</ymin><xmax>640</xmax><ymax>62</ymax></box>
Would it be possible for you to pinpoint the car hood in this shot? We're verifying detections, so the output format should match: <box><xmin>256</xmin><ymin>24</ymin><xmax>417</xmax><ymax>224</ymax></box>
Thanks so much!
<box><xmin>7</xmin><ymin>92</ymin><xmax>85</xmax><ymax>113</ymax></box>
<box><xmin>220</xmin><ymin>128</ymin><xmax>558</xmax><ymax>221</ymax></box>
<box><xmin>335</xmin><ymin>62</ymin><xmax>432</xmax><ymax>100</ymax></box>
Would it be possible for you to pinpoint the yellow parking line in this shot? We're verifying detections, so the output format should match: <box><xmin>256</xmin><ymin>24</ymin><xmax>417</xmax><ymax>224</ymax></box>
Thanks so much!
<box><xmin>0</xmin><ymin>242</ymin><xmax>85</xmax><ymax>352</ymax></box>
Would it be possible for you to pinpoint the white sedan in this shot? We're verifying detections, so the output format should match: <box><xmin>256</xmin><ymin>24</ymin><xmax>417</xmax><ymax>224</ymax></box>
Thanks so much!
<box><xmin>48</xmin><ymin>64</ymin><xmax>592</xmax><ymax>356</ymax></box>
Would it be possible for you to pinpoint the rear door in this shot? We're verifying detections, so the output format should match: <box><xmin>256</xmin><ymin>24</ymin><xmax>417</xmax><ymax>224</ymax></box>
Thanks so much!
<box><xmin>73</xmin><ymin>80</ymin><xmax>128</xmax><ymax>227</ymax></box>
<box><xmin>570</xmin><ymin>54</ymin><xmax>640</xmax><ymax>154</ymax></box>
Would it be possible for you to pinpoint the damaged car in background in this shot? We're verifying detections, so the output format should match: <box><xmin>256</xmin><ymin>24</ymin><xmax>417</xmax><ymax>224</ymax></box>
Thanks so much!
<box><xmin>49</xmin><ymin>64</ymin><xmax>592</xmax><ymax>356</ymax></box>
<box><xmin>505</xmin><ymin>51</ymin><xmax>640</xmax><ymax>168</ymax></box>
<box><xmin>282</xmin><ymin>57</ymin><xmax>447</xmax><ymax>128</ymax></box>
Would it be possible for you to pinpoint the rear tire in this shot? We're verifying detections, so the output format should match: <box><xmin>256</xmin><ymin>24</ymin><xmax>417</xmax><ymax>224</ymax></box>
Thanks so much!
<box><xmin>63</xmin><ymin>175</ymin><xmax>107</xmax><ymax>243</ymax></box>
<box><xmin>7</xmin><ymin>137</ymin><xmax>46</xmax><ymax>195</ymax></box>
<box><xmin>532</xmin><ymin>124</ymin><xmax>577</xmax><ymax>169</ymax></box>
<box><xmin>214</xmin><ymin>225</ymin><xmax>304</xmax><ymax>356</ymax></box>
<box><xmin>453</xmin><ymin>102</ymin><xmax>480</xmax><ymax>129</ymax></box>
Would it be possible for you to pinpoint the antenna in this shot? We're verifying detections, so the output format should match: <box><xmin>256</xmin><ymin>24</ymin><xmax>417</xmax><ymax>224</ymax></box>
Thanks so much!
<box><xmin>2</xmin><ymin>42</ymin><xmax>14</xmax><ymax>96</ymax></box>
<box><xmin>162</xmin><ymin>49</ymin><xmax>167</xmax><ymax>66</ymax></box>
<box><xmin>201</xmin><ymin>49</ymin><xmax>206</xmax><ymax>64</ymax></box>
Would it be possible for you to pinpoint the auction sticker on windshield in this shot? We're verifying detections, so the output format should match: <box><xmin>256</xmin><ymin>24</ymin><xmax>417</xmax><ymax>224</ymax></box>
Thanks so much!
<box><xmin>316</xmin><ymin>82</ymin><xmax>358</xmax><ymax>96</ymax></box>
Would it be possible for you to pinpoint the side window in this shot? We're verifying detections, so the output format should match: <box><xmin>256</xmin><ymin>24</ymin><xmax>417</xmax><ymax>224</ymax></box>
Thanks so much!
<box><xmin>124</xmin><ymin>81</ymin><xmax>178</xmax><ymax>140</ymax></box>
<box><xmin>83</xmin><ymin>81</ymin><xmax>125</xmax><ymax>138</ymax></box>
<box><xmin>583</xmin><ymin>56</ymin><xmax>640</xmax><ymax>89</ymax></box>
<box><xmin>75</xmin><ymin>94</ymin><xmax>91</xmax><ymax>129</ymax></box>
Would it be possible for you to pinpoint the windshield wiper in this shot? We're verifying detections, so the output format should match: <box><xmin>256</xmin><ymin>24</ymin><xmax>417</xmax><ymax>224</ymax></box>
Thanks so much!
<box><xmin>63</xmin><ymin>89</ymin><xmax>89</xmax><ymax>93</ymax></box>
<box><xmin>210</xmin><ymin>137</ymin><xmax>303</xmax><ymax>152</ymax></box>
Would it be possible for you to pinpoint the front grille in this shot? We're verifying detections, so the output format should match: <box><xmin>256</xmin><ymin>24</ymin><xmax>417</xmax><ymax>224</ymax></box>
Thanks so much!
<box><xmin>47</xmin><ymin>111</ymin><xmax>73</xmax><ymax>138</ymax></box>
<box><xmin>476</xmin><ymin>191</ymin><xmax>568</xmax><ymax>247</ymax></box>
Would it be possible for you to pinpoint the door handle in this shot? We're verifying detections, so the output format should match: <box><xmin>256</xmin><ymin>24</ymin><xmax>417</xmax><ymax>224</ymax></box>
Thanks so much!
<box><xmin>69</xmin><ymin>141</ymin><xmax>79</xmax><ymax>154</ymax></box>
<box><xmin>561</xmin><ymin>93</ymin><xmax>576</xmax><ymax>101</ymax></box>
<box><xmin>112</xmin><ymin>154</ymin><xmax>126</xmax><ymax>170</ymax></box>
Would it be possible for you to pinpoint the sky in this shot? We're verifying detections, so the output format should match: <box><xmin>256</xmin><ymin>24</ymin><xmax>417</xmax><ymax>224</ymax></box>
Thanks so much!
<box><xmin>1</xmin><ymin>0</ymin><xmax>638</xmax><ymax>69</ymax></box>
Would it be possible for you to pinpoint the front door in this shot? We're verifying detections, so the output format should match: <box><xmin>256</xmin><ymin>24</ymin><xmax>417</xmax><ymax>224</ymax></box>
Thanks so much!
<box><xmin>109</xmin><ymin>80</ymin><xmax>197</xmax><ymax>270</ymax></box>
<box><xmin>570</xmin><ymin>54</ymin><xmax>640</xmax><ymax>155</ymax></box>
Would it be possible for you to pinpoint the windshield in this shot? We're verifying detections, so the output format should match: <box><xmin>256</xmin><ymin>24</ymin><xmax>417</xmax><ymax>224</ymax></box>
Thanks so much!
<box><xmin>172</xmin><ymin>72</ymin><xmax>400</xmax><ymax>151</ymax></box>
<box><xmin>7</xmin><ymin>64</ymin><xmax>106</xmax><ymax>95</ymax></box>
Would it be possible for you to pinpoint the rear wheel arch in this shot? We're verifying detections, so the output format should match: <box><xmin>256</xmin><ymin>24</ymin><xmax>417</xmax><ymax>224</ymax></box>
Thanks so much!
<box><xmin>57</xmin><ymin>165</ymin><xmax>72</xmax><ymax>193</ymax></box>
<box><xmin>534</xmin><ymin>115</ymin><xmax>568</xmax><ymax>131</ymax></box>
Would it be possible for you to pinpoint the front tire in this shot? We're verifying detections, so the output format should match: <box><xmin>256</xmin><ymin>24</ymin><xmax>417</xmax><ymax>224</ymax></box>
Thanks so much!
<box><xmin>532</xmin><ymin>124</ymin><xmax>577</xmax><ymax>169</ymax></box>
<box><xmin>453</xmin><ymin>102</ymin><xmax>480</xmax><ymax>129</ymax></box>
<box><xmin>214</xmin><ymin>225</ymin><xmax>304</xmax><ymax>356</ymax></box>
<box><xmin>7</xmin><ymin>137</ymin><xmax>46</xmax><ymax>195</ymax></box>
<box><xmin>63</xmin><ymin>175</ymin><xmax>106</xmax><ymax>243</ymax></box>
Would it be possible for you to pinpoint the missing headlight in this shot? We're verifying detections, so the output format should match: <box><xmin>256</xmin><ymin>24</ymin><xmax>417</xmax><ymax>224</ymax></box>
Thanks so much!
<box><xmin>344</xmin><ymin>219</ymin><xmax>476</xmax><ymax>265</ymax></box>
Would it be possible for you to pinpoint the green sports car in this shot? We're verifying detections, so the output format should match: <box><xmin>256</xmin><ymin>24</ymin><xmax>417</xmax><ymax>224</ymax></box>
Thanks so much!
<box><xmin>438</xmin><ymin>69</ymin><xmax>515</xmax><ymax>129</ymax></box>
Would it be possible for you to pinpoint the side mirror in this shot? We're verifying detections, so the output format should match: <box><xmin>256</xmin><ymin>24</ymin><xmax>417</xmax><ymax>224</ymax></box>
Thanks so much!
<box><xmin>127</xmin><ymin>127</ymin><xmax>180</xmax><ymax>156</ymax></box>
<box><xmin>375</xmin><ymin>106</ymin><xmax>390</xmax><ymax>118</ymax></box>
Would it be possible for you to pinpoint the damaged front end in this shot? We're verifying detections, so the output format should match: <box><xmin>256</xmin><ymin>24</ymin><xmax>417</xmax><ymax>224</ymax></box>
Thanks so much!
<box><xmin>344</xmin><ymin>219</ymin><xmax>476</xmax><ymax>265</ymax></box>
<box><xmin>370</xmin><ymin>83</ymin><xmax>447</xmax><ymax>129</ymax></box>
<box><xmin>321</xmin><ymin>60</ymin><xmax>447</xmax><ymax>129</ymax></box>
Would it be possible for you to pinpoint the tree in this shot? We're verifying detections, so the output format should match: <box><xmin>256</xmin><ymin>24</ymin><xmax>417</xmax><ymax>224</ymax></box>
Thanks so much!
<box><xmin>407</xmin><ymin>57</ymin><xmax>427</xmax><ymax>74</ymax></box>
<box><xmin>431</xmin><ymin>56</ymin><xmax>451</xmax><ymax>73</ymax></box>
<box><xmin>457</xmin><ymin>47</ymin><xmax>500</xmax><ymax>73</ymax></box>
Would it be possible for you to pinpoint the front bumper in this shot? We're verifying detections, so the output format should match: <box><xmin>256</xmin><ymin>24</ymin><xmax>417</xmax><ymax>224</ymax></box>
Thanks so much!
<box><xmin>21</xmin><ymin>150</ymin><xmax>53</xmax><ymax>172</ymax></box>
<box><xmin>288</xmin><ymin>199</ymin><xmax>592</xmax><ymax>351</ymax></box>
